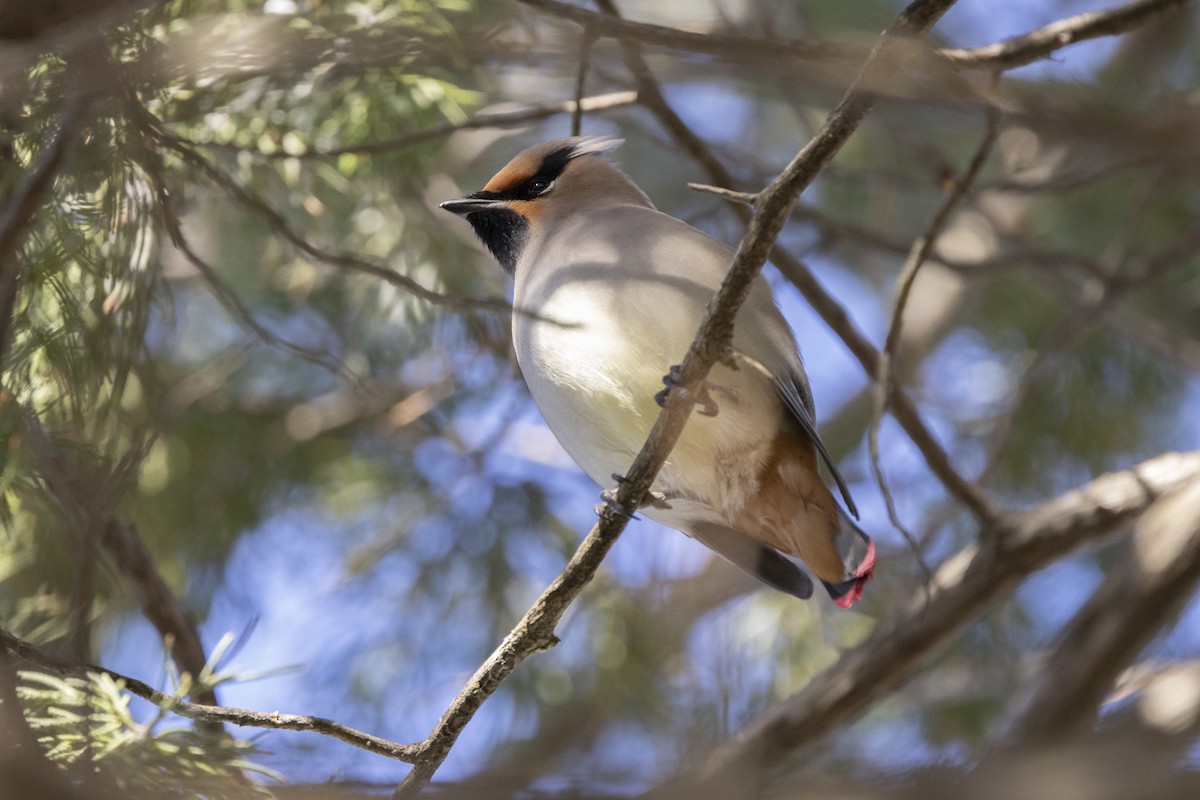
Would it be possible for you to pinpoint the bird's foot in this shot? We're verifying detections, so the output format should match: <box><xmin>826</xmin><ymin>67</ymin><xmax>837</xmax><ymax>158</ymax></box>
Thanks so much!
<box><xmin>596</xmin><ymin>486</ymin><xmax>640</xmax><ymax>521</ymax></box>
<box><xmin>609</xmin><ymin>474</ymin><xmax>671</xmax><ymax>509</ymax></box>
<box><xmin>654</xmin><ymin>365</ymin><xmax>720</xmax><ymax>416</ymax></box>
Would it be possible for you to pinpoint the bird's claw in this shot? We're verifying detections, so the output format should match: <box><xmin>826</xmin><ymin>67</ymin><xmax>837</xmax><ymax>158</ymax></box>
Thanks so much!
<box><xmin>655</xmin><ymin>365</ymin><xmax>720</xmax><ymax>417</ymax></box>
<box><xmin>605</xmin><ymin>474</ymin><xmax>671</xmax><ymax>512</ymax></box>
<box><xmin>596</xmin><ymin>487</ymin><xmax>640</xmax><ymax>521</ymax></box>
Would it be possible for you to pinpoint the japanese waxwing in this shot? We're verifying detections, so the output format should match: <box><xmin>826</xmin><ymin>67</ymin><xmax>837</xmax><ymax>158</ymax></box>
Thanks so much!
<box><xmin>441</xmin><ymin>136</ymin><xmax>874</xmax><ymax>607</ymax></box>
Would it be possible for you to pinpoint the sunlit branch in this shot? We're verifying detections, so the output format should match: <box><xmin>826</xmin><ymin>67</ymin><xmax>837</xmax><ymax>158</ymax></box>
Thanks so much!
<box><xmin>939</xmin><ymin>0</ymin><xmax>1194</xmax><ymax>70</ymax></box>
<box><xmin>868</xmin><ymin>97</ymin><xmax>1002</xmax><ymax>550</ymax></box>
<box><xmin>119</xmin><ymin>95</ymin><xmax>366</xmax><ymax>386</ymax></box>
<box><xmin>515</xmin><ymin>0</ymin><xmax>860</xmax><ymax>65</ymax></box>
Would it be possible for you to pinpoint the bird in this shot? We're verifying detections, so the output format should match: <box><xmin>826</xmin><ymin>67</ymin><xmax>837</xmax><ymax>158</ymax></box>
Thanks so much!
<box><xmin>440</xmin><ymin>136</ymin><xmax>874</xmax><ymax>607</ymax></box>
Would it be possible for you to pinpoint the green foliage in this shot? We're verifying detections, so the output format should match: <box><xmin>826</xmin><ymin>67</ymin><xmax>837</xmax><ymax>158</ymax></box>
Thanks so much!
<box><xmin>1</xmin><ymin>0</ymin><xmax>1198</xmax><ymax>795</ymax></box>
<box><xmin>11</xmin><ymin>660</ymin><xmax>273</xmax><ymax>799</ymax></box>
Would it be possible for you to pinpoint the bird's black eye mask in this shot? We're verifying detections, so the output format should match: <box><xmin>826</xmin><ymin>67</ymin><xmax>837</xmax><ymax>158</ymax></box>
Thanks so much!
<box><xmin>466</xmin><ymin>177</ymin><xmax>552</xmax><ymax>205</ymax></box>
<box><xmin>474</xmin><ymin>145</ymin><xmax>576</xmax><ymax>203</ymax></box>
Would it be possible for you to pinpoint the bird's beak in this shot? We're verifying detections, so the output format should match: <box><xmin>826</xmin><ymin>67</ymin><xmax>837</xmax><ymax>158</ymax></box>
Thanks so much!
<box><xmin>439</xmin><ymin>194</ymin><xmax>503</xmax><ymax>216</ymax></box>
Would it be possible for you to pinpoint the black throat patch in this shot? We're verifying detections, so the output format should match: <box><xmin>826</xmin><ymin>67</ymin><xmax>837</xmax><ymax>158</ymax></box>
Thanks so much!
<box><xmin>465</xmin><ymin>208</ymin><xmax>528</xmax><ymax>275</ymax></box>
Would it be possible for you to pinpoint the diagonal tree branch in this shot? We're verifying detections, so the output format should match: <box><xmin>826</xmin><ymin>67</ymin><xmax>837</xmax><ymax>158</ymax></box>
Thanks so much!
<box><xmin>868</xmin><ymin>98</ymin><xmax>1001</xmax><ymax>555</ymax></box>
<box><xmin>391</xmin><ymin>1</ymin><xmax>961</xmax><ymax>796</ymax></box>
<box><xmin>17</xmin><ymin>408</ymin><xmax>222</xmax><ymax>717</ymax></box>
<box><xmin>600</xmin><ymin>0</ymin><xmax>996</xmax><ymax>525</ymax></box>
<box><xmin>518</xmin><ymin>0</ymin><xmax>1194</xmax><ymax>73</ymax></box>
<box><xmin>939</xmin><ymin>0</ymin><xmax>1194</xmax><ymax>70</ymax></box>
<box><xmin>770</xmin><ymin>247</ymin><xmax>1001</xmax><ymax>523</ymax></box>
<box><xmin>647</xmin><ymin>450</ymin><xmax>1200</xmax><ymax>799</ymax></box>
<box><xmin>119</xmin><ymin>99</ymin><xmax>512</xmax><ymax>315</ymax></box>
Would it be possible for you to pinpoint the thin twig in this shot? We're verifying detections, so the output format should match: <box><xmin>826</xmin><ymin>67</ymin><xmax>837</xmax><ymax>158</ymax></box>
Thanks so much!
<box><xmin>868</xmin><ymin>95</ymin><xmax>1001</xmax><ymax>564</ymax></box>
<box><xmin>120</xmin><ymin>91</ymin><xmax>366</xmax><ymax>386</ymax></box>
<box><xmin>687</xmin><ymin>182</ymin><xmax>756</xmax><ymax>205</ymax></box>
<box><xmin>768</xmin><ymin>247</ymin><xmax>1001</xmax><ymax>523</ymax></box>
<box><xmin>174</xmin><ymin>224</ymin><xmax>363</xmax><ymax>384</ymax></box>
<box><xmin>0</xmin><ymin>627</ymin><xmax>422</xmax><ymax>762</ymax></box>
<box><xmin>198</xmin><ymin>91</ymin><xmax>637</xmax><ymax>159</ymax></box>
<box><xmin>516</xmin><ymin>0</ymin><xmax>860</xmax><ymax>66</ymax></box>
<box><xmin>570</xmin><ymin>30</ymin><xmax>598</xmax><ymax>137</ymax></box>
<box><xmin>153</xmin><ymin>130</ymin><xmax>511</xmax><ymax>314</ymax></box>
<box><xmin>391</xmin><ymin>1</ymin><xmax>960</xmax><ymax>796</ymax></box>
<box><xmin>119</xmin><ymin>95</ymin><xmax>511</xmax><ymax>314</ymax></box>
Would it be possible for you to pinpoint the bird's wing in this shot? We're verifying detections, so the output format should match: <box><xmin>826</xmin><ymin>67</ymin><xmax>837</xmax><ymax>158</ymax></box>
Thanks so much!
<box><xmin>776</xmin><ymin>371</ymin><xmax>859</xmax><ymax>519</ymax></box>
<box><xmin>688</xmin><ymin>520</ymin><xmax>815</xmax><ymax>600</ymax></box>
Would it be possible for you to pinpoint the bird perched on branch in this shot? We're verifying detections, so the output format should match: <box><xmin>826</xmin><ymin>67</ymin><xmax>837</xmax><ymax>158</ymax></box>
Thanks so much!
<box><xmin>441</xmin><ymin>136</ymin><xmax>873</xmax><ymax>607</ymax></box>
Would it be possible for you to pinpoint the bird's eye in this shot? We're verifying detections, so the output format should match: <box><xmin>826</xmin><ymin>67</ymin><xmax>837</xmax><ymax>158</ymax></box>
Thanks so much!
<box><xmin>525</xmin><ymin>177</ymin><xmax>553</xmax><ymax>196</ymax></box>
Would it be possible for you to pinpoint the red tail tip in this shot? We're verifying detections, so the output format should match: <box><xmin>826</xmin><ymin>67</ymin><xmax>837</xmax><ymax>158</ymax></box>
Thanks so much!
<box><xmin>834</xmin><ymin>540</ymin><xmax>876</xmax><ymax>609</ymax></box>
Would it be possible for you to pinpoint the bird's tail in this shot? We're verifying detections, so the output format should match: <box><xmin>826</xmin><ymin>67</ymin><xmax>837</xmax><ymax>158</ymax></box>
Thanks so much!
<box><xmin>688</xmin><ymin>520</ymin><xmax>815</xmax><ymax>600</ymax></box>
<box><xmin>820</xmin><ymin>511</ymin><xmax>875</xmax><ymax>608</ymax></box>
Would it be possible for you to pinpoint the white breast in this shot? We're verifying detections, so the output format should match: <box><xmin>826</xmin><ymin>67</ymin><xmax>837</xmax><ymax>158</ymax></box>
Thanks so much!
<box><xmin>511</xmin><ymin>205</ymin><xmax>795</xmax><ymax>517</ymax></box>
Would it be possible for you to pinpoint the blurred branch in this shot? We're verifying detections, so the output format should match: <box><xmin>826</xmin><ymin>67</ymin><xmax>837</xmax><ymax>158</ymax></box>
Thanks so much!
<box><xmin>134</xmin><ymin>121</ymin><xmax>512</xmax><ymax>314</ymax></box>
<box><xmin>516</xmin><ymin>0</ymin><xmax>860</xmax><ymax>65</ymax></box>
<box><xmin>0</xmin><ymin>627</ymin><xmax>422</xmax><ymax>762</ymax></box>
<box><xmin>99</xmin><ymin>520</ymin><xmax>222</xmax><ymax>715</ymax></box>
<box><xmin>200</xmin><ymin>91</ymin><xmax>637</xmax><ymax>159</ymax></box>
<box><xmin>770</xmin><ymin>248</ymin><xmax>1001</xmax><ymax>523</ymax></box>
<box><xmin>392</xmin><ymin>1</ymin><xmax>960</xmax><ymax>796</ymax></box>
<box><xmin>0</xmin><ymin>0</ymin><xmax>156</xmax><ymax>40</ymax></box>
<box><xmin>17</xmin><ymin>408</ymin><xmax>222</xmax><ymax>715</ymax></box>
<box><xmin>1007</xmin><ymin>477</ymin><xmax>1200</xmax><ymax>741</ymax></box>
<box><xmin>939</xmin><ymin>0</ymin><xmax>1194</xmax><ymax>70</ymax></box>
<box><xmin>519</xmin><ymin>0</ymin><xmax>1192</xmax><ymax>73</ymax></box>
<box><xmin>789</xmin><ymin>726</ymin><xmax>1200</xmax><ymax>800</ymax></box>
<box><xmin>790</xmin><ymin>200</ymin><xmax>1110</xmax><ymax>281</ymax></box>
<box><xmin>869</xmin><ymin>97</ymin><xmax>1001</xmax><ymax>552</ymax></box>
<box><xmin>571</xmin><ymin>32</ymin><xmax>599</xmax><ymax>137</ymax></box>
<box><xmin>123</xmin><ymin>98</ymin><xmax>365</xmax><ymax>386</ymax></box>
<box><xmin>1100</xmin><ymin>302</ymin><xmax>1200</xmax><ymax>375</ymax></box>
<box><xmin>648</xmin><ymin>450</ymin><xmax>1200</xmax><ymax>799</ymax></box>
